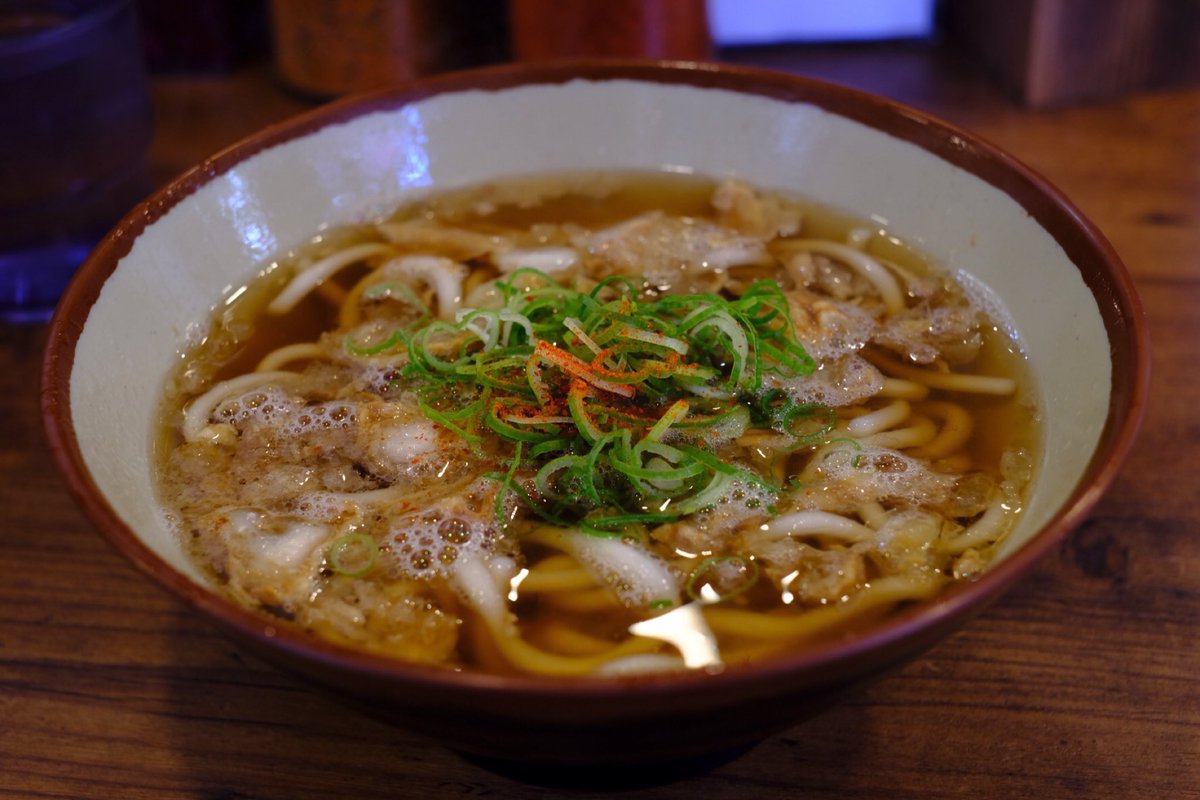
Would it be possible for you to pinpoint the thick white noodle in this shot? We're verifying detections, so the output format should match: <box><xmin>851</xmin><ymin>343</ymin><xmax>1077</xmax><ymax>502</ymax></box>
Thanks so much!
<box><xmin>449</xmin><ymin>553</ymin><xmax>512</xmax><ymax>628</ymax></box>
<box><xmin>857</xmin><ymin>501</ymin><xmax>889</xmax><ymax>529</ymax></box>
<box><xmin>758</xmin><ymin>510</ymin><xmax>877</xmax><ymax>542</ymax></box>
<box><xmin>875</xmin><ymin>353</ymin><xmax>1017</xmax><ymax>395</ymax></box>
<box><xmin>845</xmin><ymin>399</ymin><xmax>910</xmax><ymax>435</ymax></box>
<box><xmin>859</xmin><ymin>417</ymin><xmax>938</xmax><ymax>449</ymax></box>
<box><xmin>268</xmin><ymin>243</ymin><xmax>394</xmax><ymax>315</ymax></box>
<box><xmin>878</xmin><ymin>378</ymin><xmax>930</xmax><ymax>400</ymax></box>
<box><xmin>913</xmin><ymin>401</ymin><xmax>973</xmax><ymax>458</ymax></box>
<box><xmin>902</xmin><ymin>369</ymin><xmax>1016</xmax><ymax>395</ymax></box>
<box><xmin>787</xmin><ymin>239</ymin><xmax>905</xmax><ymax>313</ymax></box>
<box><xmin>542</xmin><ymin>528</ymin><xmax>681</xmax><ymax>607</ymax></box>
<box><xmin>255</xmin><ymin>343</ymin><xmax>327</xmax><ymax>372</ymax></box>
<box><xmin>385</xmin><ymin>254</ymin><xmax>467</xmax><ymax>320</ymax></box>
<box><xmin>943</xmin><ymin>499</ymin><xmax>1009</xmax><ymax>553</ymax></box>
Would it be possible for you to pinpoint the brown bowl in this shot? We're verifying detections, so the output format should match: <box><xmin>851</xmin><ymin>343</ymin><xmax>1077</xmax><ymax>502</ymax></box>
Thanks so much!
<box><xmin>41</xmin><ymin>61</ymin><xmax>1149</xmax><ymax>768</ymax></box>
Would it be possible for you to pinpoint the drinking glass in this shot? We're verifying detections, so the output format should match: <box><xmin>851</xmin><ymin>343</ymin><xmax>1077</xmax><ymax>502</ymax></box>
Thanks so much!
<box><xmin>0</xmin><ymin>0</ymin><xmax>152</xmax><ymax>322</ymax></box>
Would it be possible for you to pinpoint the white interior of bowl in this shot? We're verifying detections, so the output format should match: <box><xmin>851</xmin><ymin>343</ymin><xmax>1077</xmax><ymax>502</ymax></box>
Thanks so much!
<box><xmin>71</xmin><ymin>78</ymin><xmax>1109</xmax><ymax>581</ymax></box>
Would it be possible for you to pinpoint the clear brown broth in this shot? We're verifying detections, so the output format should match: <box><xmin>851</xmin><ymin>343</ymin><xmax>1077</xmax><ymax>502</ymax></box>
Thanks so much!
<box><xmin>156</xmin><ymin>171</ymin><xmax>1039</xmax><ymax>675</ymax></box>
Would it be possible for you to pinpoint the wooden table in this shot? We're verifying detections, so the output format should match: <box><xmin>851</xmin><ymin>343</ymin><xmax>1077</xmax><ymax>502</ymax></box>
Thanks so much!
<box><xmin>3</xmin><ymin>45</ymin><xmax>1197</xmax><ymax>798</ymax></box>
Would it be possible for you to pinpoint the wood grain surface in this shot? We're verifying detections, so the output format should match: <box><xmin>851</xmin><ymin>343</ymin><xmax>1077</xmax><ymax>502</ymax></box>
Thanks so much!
<box><xmin>3</xmin><ymin>44</ymin><xmax>1197</xmax><ymax>799</ymax></box>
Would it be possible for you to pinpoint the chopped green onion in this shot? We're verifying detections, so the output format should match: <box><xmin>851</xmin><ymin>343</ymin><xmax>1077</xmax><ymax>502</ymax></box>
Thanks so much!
<box><xmin>345</xmin><ymin>328</ymin><xmax>406</xmax><ymax>355</ymax></box>
<box><xmin>580</xmin><ymin>512</ymin><xmax>675</xmax><ymax>537</ymax></box>
<box><xmin>670</xmin><ymin>472</ymin><xmax>735</xmax><ymax>515</ymax></box>
<box><xmin>362</xmin><ymin>280</ymin><xmax>431</xmax><ymax>314</ymax></box>
<box><xmin>492</xmin><ymin>442</ymin><xmax>524</xmax><ymax>526</ymax></box>
<box><xmin>328</xmin><ymin>532</ymin><xmax>377</xmax><ymax>577</ymax></box>
<box><xmin>382</xmin><ymin>269</ymin><xmax>820</xmax><ymax>535</ymax></box>
<box><xmin>567</xmin><ymin>380</ymin><xmax>605</xmax><ymax>443</ymax></box>
<box><xmin>644</xmin><ymin>399</ymin><xmax>690</xmax><ymax>442</ymax></box>
<box><xmin>485</xmin><ymin>401</ymin><xmax>560</xmax><ymax>443</ymax></box>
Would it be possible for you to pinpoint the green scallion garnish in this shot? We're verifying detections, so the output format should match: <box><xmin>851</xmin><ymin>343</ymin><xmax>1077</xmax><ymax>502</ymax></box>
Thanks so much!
<box><xmin>328</xmin><ymin>532</ymin><xmax>378</xmax><ymax>577</ymax></box>
<box><xmin>385</xmin><ymin>269</ymin><xmax>824</xmax><ymax>534</ymax></box>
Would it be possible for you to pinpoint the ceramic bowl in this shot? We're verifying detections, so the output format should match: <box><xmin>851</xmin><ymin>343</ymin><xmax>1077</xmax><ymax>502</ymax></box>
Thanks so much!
<box><xmin>41</xmin><ymin>61</ymin><xmax>1149</xmax><ymax>768</ymax></box>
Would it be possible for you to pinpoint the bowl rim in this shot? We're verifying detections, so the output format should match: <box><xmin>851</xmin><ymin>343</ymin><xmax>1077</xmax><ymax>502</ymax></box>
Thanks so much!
<box><xmin>40</xmin><ymin>58</ymin><xmax>1151</xmax><ymax>703</ymax></box>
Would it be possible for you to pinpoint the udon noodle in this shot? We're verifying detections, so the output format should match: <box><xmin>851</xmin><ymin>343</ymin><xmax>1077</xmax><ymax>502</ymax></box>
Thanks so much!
<box><xmin>157</xmin><ymin>172</ymin><xmax>1037</xmax><ymax>677</ymax></box>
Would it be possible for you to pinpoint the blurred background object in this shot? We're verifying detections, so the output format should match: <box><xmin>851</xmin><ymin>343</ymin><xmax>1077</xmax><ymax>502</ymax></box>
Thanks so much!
<box><xmin>268</xmin><ymin>0</ymin><xmax>508</xmax><ymax>97</ymax></box>
<box><xmin>136</xmin><ymin>0</ymin><xmax>268</xmax><ymax>73</ymax></box>
<box><xmin>4</xmin><ymin>0</ymin><xmax>1194</xmax><ymax>323</ymax></box>
<box><xmin>708</xmin><ymin>0</ymin><xmax>935</xmax><ymax>45</ymax></box>
<box><xmin>940</xmin><ymin>0</ymin><xmax>1200</xmax><ymax>108</ymax></box>
<box><xmin>0</xmin><ymin>0</ymin><xmax>152</xmax><ymax>322</ymax></box>
<box><xmin>128</xmin><ymin>0</ymin><xmax>1200</xmax><ymax>108</ymax></box>
<box><xmin>509</xmin><ymin>0</ymin><xmax>711</xmax><ymax>61</ymax></box>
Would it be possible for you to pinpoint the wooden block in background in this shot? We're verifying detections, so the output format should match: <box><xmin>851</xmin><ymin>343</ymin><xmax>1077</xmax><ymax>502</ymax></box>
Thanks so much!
<box><xmin>941</xmin><ymin>0</ymin><xmax>1200</xmax><ymax>108</ymax></box>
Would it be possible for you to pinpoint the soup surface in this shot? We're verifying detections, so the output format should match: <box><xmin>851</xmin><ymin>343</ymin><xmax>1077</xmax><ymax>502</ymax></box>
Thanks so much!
<box><xmin>157</xmin><ymin>172</ymin><xmax>1037</xmax><ymax>677</ymax></box>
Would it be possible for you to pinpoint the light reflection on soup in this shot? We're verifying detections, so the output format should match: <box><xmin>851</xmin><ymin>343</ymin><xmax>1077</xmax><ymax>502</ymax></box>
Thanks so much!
<box><xmin>156</xmin><ymin>172</ymin><xmax>1038</xmax><ymax>677</ymax></box>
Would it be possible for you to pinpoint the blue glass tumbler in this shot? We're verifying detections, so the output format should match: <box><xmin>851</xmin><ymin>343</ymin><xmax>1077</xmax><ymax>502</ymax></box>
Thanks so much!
<box><xmin>0</xmin><ymin>0</ymin><xmax>152</xmax><ymax>322</ymax></box>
